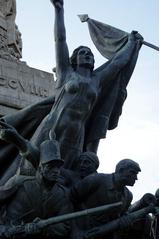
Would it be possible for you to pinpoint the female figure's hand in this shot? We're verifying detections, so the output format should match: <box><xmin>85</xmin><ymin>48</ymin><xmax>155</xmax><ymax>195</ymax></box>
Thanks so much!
<box><xmin>129</xmin><ymin>31</ymin><xmax>144</xmax><ymax>45</ymax></box>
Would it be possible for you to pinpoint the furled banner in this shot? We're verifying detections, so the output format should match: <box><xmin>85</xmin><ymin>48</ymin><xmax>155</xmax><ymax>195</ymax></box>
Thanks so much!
<box><xmin>78</xmin><ymin>14</ymin><xmax>129</xmax><ymax>59</ymax></box>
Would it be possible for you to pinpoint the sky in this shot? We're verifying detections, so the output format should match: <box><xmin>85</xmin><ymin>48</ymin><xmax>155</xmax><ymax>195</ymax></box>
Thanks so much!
<box><xmin>16</xmin><ymin>0</ymin><xmax>159</xmax><ymax>202</ymax></box>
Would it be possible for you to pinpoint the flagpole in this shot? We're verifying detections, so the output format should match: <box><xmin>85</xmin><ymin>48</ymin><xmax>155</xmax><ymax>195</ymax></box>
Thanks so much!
<box><xmin>143</xmin><ymin>41</ymin><xmax>159</xmax><ymax>52</ymax></box>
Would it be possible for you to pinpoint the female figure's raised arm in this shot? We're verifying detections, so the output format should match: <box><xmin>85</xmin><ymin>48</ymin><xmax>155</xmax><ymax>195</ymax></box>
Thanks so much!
<box><xmin>50</xmin><ymin>0</ymin><xmax>70</xmax><ymax>83</ymax></box>
<box><xmin>94</xmin><ymin>31</ymin><xmax>143</xmax><ymax>88</ymax></box>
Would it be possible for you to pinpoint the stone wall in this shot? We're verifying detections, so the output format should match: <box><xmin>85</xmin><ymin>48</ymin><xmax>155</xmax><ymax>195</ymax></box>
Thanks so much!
<box><xmin>0</xmin><ymin>58</ymin><xmax>54</xmax><ymax>116</ymax></box>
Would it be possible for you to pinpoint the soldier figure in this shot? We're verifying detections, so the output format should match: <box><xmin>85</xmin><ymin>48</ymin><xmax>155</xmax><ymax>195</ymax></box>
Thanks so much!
<box><xmin>61</xmin><ymin>151</ymin><xmax>99</xmax><ymax>188</ymax></box>
<box><xmin>0</xmin><ymin>121</ymin><xmax>71</xmax><ymax>239</ymax></box>
<box><xmin>78</xmin><ymin>151</ymin><xmax>99</xmax><ymax>179</ymax></box>
<box><xmin>70</xmin><ymin>159</ymin><xmax>141</xmax><ymax>239</ymax></box>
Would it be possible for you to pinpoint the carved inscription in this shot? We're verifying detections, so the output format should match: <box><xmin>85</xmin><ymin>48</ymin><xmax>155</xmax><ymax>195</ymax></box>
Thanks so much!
<box><xmin>0</xmin><ymin>76</ymin><xmax>49</xmax><ymax>97</ymax></box>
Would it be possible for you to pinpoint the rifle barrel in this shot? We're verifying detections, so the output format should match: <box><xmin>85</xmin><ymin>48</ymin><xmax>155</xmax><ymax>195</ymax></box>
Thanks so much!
<box><xmin>84</xmin><ymin>204</ymin><xmax>154</xmax><ymax>239</ymax></box>
<box><xmin>37</xmin><ymin>201</ymin><xmax>122</xmax><ymax>229</ymax></box>
<box><xmin>8</xmin><ymin>201</ymin><xmax>122</xmax><ymax>236</ymax></box>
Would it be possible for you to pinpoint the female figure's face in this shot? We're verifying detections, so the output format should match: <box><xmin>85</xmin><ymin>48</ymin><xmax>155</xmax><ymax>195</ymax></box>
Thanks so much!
<box><xmin>76</xmin><ymin>47</ymin><xmax>94</xmax><ymax>69</ymax></box>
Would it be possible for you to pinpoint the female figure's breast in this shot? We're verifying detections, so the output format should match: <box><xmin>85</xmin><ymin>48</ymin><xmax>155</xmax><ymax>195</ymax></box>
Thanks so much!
<box><xmin>51</xmin><ymin>73</ymin><xmax>98</xmax><ymax>144</ymax></box>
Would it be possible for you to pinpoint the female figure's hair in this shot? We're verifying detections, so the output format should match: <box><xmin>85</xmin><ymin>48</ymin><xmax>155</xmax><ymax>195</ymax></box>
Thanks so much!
<box><xmin>70</xmin><ymin>46</ymin><xmax>94</xmax><ymax>71</ymax></box>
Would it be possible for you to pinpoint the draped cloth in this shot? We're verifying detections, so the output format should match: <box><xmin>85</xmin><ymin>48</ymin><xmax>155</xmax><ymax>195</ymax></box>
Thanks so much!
<box><xmin>79</xmin><ymin>15</ymin><xmax>141</xmax><ymax>143</ymax></box>
<box><xmin>85</xmin><ymin>44</ymin><xmax>140</xmax><ymax>144</ymax></box>
<box><xmin>78</xmin><ymin>14</ymin><xmax>129</xmax><ymax>59</ymax></box>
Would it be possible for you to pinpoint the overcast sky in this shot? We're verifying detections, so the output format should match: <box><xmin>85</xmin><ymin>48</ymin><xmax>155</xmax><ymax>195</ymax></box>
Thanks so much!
<box><xmin>16</xmin><ymin>0</ymin><xmax>159</xmax><ymax>202</ymax></box>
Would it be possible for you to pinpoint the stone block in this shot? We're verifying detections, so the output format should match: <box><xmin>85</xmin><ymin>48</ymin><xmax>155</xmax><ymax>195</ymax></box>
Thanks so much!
<box><xmin>0</xmin><ymin>58</ymin><xmax>54</xmax><ymax>116</ymax></box>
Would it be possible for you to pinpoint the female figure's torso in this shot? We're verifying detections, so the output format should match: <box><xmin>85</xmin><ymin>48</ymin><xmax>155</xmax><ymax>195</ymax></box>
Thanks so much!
<box><xmin>49</xmin><ymin>71</ymin><xmax>98</xmax><ymax>149</ymax></box>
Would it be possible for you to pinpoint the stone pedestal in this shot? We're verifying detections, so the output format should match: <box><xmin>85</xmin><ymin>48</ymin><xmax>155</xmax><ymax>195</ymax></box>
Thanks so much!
<box><xmin>0</xmin><ymin>15</ymin><xmax>8</xmax><ymax>53</ymax></box>
<box><xmin>0</xmin><ymin>58</ymin><xmax>54</xmax><ymax>116</ymax></box>
<box><xmin>0</xmin><ymin>1</ymin><xmax>54</xmax><ymax>116</ymax></box>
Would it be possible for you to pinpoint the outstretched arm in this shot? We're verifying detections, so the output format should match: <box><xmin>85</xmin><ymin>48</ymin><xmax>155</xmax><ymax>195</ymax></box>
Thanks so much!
<box><xmin>50</xmin><ymin>0</ymin><xmax>70</xmax><ymax>83</ymax></box>
<box><xmin>0</xmin><ymin>121</ymin><xmax>39</xmax><ymax>168</ymax></box>
<box><xmin>0</xmin><ymin>120</ymin><xmax>28</xmax><ymax>152</ymax></box>
<box><xmin>94</xmin><ymin>31</ymin><xmax>143</xmax><ymax>88</ymax></box>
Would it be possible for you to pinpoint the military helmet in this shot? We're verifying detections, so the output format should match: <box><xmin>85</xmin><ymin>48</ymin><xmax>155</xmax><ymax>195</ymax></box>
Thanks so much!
<box><xmin>40</xmin><ymin>139</ymin><xmax>64</xmax><ymax>165</ymax></box>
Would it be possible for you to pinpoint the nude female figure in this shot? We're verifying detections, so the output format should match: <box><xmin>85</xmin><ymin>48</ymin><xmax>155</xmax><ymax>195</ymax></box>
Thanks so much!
<box><xmin>30</xmin><ymin>0</ymin><xmax>142</xmax><ymax>170</ymax></box>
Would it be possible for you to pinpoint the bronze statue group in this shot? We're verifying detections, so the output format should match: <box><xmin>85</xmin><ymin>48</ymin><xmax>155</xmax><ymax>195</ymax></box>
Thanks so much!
<box><xmin>0</xmin><ymin>0</ymin><xmax>158</xmax><ymax>238</ymax></box>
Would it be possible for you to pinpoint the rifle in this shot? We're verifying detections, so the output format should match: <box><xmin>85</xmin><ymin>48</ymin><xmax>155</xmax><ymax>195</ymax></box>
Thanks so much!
<box><xmin>6</xmin><ymin>201</ymin><xmax>122</xmax><ymax>236</ymax></box>
<box><xmin>83</xmin><ymin>204</ymin><xmax>155</xmax><ymax>239</ymax></box>
<box><xmin>129</xmin><ymin>193</ymin><xmax>157</xmax><ymax>212</ymax></box>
